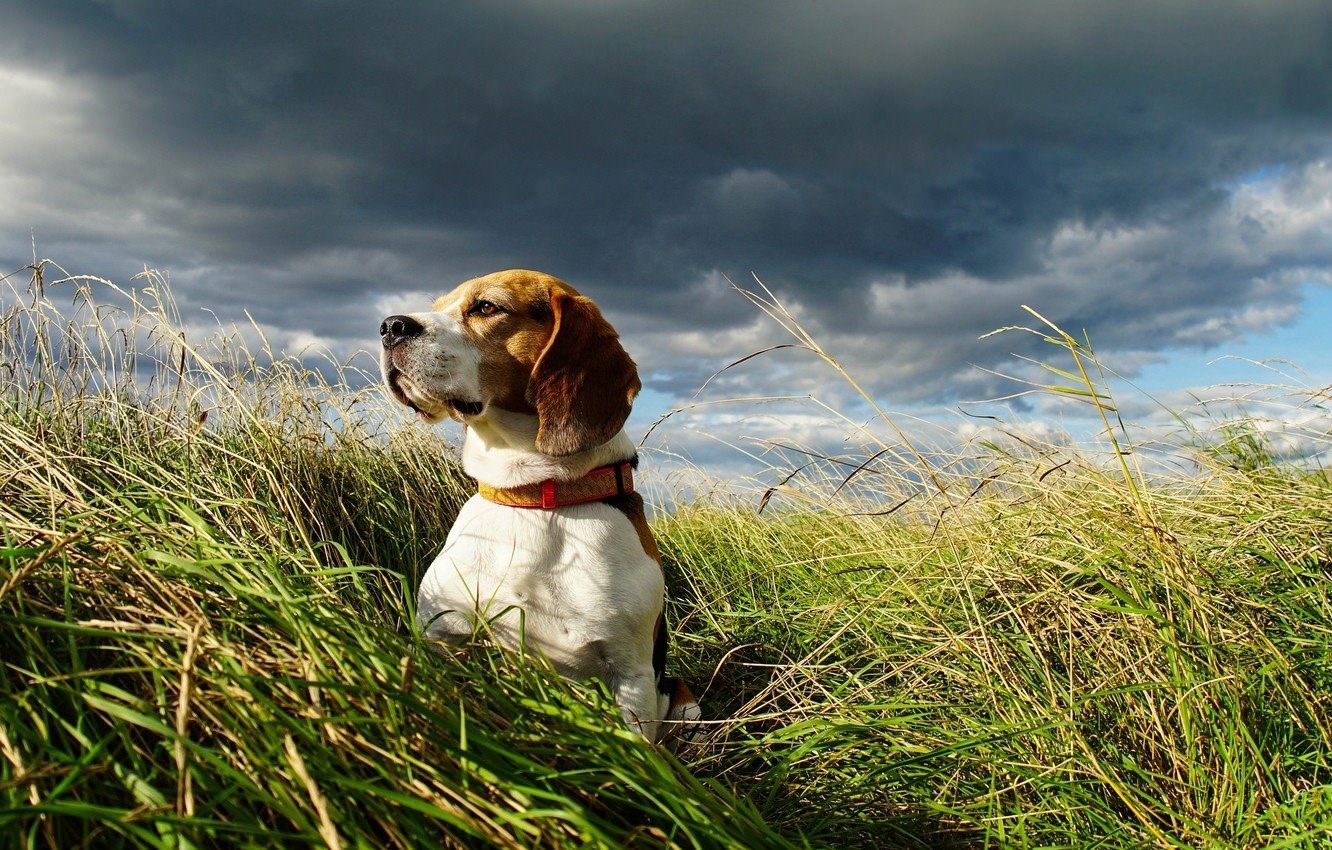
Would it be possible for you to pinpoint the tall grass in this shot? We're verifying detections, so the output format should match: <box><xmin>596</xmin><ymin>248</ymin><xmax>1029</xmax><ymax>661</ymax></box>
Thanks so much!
<box><xmin>2</xmin><ymin>260</ymin><xmax>1331</xmax><ymax>848</ymax></box>
<box><xmin>658</xmin><ymin>286</ymin><xmax>1332</xmax><ymax>847</ymax></box>
<box><xmin>0</xmin><ymin>261</ymin><xmax>790</xmax><ymax>849</ymax></box>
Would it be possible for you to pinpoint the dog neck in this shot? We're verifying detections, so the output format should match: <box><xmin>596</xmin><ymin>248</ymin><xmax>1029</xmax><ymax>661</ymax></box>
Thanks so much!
<box><xmin>461</xmin><ymin>407</ymin><xmax>637</xmax><ymax>489</ymax></box>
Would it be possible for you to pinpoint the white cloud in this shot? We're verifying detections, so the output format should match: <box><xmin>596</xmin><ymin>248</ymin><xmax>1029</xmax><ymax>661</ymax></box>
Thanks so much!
<box><xmin>637</xmin><ymin>160</ymin><xmax>1332</xmax><ymax>483</ymax></box>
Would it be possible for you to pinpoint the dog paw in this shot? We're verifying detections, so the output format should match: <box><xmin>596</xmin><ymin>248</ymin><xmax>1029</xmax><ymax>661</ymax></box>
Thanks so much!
<box><xmin>656</xmin><ymin>677</ymin><xmax>706</xmax><ymax>746</ymax></box>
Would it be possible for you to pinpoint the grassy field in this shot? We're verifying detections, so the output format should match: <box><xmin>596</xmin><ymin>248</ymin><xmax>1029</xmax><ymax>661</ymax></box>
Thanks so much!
<box><xmin>2</xmin><ymin>262</ymin><xmax>1331</xmax><ymax>848</ymax></box>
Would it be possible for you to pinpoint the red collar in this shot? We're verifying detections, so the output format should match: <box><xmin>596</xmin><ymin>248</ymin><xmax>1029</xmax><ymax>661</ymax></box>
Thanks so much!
<box><xmin>476</xmin><ymin>460</ymin><xmax>635</xmax><ymax>509</ymax></box>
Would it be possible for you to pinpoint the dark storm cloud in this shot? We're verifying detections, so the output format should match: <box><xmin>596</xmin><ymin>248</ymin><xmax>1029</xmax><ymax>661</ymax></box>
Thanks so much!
<box><xmin>2</xmin><ymin>0</ymin><xmax>1331</xmax><ymax>405</ymax></box>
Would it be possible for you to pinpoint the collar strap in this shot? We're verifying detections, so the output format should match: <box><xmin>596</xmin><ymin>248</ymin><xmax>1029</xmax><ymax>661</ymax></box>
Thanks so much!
<box><xmin>478</xmin><ymin>460</ymin><xmax>635</xmax><ymax>509</ymax></box>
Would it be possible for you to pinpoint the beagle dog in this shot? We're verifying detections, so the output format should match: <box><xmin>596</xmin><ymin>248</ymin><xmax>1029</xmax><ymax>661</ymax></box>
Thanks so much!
<box><xmin>379</xmin><ymin>269</ymin><xmax>699</xmax><ymax>743</ymax></box>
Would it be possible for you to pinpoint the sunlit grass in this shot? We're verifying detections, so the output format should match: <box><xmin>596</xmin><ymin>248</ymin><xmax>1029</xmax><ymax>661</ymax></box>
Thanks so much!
<box><xmin>2</xmin><ymin>260</ymin><xmax>1330</xmax><ymax>848</ymax></box>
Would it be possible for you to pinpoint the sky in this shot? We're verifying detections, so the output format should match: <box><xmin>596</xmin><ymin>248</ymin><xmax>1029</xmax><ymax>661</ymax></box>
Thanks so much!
<box><xmin>3</xmin><ymin>1</ymin><xmax>1331</xmax><ymax>477</ymax></box>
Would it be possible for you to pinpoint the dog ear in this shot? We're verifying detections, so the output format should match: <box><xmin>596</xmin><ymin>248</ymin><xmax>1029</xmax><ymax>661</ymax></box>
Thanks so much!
<box><xmin>528</xmin><ymin>290</ymin><xmax>641</xmax><ymax>456</ymax></box>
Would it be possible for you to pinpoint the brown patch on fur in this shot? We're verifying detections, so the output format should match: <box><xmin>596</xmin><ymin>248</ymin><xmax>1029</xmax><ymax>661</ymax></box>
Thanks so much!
<box><xmin>660</xmin><ymin>676</ymin><xmax>696</xmax><ymax>707</ymax></box>
<box><xmin>528</xmin><ymin>288</ymin><xmax>641</xmax><ymax>456</ymax></box>
<box><xmin>652</xmin><ymin>611</ymin><xmax>667</xmax><ymax>682</ymax></box>
<box><xmin>425</xmin><ymin>270</ymin><xmax>640</xmax><ymax>441</ymax></box>
<box><xmin>433</xmin><ymin>271</ymin><xmax>562</xmax><ymax>415</ymax></box>
<box><xmin>475</xmin><ymin>326</ymin><xmax>544</xmax><ymax>413</ymax></box>
<box><xmin>600</xmin><ymin>492</ymin><xmax>660</xmax><ymax>562</ymax></box>
<box><xmin>655</xmin><ymin>677</ymin><xmax>700</xmax><ymax>748</ymax></box>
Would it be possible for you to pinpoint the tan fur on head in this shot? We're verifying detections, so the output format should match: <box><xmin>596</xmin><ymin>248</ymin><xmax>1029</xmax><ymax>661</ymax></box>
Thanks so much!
<box><xmin>528</xmin><ymin>289</ymin><xmax>640</xmax><ymax>456</ymax></box>
<box><xmin>380</xmin><ymin>269</ymin><xmax>639</xmax><ymax>457</ymax></box>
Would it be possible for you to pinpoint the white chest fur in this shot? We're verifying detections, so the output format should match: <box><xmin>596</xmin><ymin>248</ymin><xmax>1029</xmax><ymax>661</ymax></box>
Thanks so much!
<box><xmin>417</xmin><ymin>494</ymin><xmax>665</xmax><ymax>681</ymax></box>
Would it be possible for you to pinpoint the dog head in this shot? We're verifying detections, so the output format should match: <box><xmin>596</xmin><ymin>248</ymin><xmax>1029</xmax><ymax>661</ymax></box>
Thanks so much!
<box><xmin>380</xmin><ymin>269</ymin><xmax>641</xmax><ymax>456</ymax></box>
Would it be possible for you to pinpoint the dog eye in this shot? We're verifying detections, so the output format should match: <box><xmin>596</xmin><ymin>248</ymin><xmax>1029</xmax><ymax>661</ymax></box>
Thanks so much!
<box><xmin>470</xmin><ymin>300</ymin><xmax>503</xmax><ymax>317</ymax></box>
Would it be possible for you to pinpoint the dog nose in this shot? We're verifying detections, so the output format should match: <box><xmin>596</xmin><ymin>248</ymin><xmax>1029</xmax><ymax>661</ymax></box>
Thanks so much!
<box><xmin>380</xmin><ymin>315</ymin><xmax>425</xmax><ymax>349</ymax></box>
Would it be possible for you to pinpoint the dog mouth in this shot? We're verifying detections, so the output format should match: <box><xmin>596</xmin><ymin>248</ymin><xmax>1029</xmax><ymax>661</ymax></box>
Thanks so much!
<box><xmin>448</xmin><ymin>399</ymin><xmax>484</xmax><ymax>416</ymax></box>
<box><xmin>385</xmin><ymin>368</ymin><xmax>421</xmax><ymax>412</ymax></box>
<box><xmin>386</xmin><ymin>368</ymin><xmax>483</xmax><ymax>420</ymax></box>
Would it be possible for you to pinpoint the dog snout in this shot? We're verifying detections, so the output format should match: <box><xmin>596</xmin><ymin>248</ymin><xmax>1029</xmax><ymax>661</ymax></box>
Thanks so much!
<box><xmin>380</xmin><ymin>315</ymin><xmax>425</xmax><ymax>349</ymax></box>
